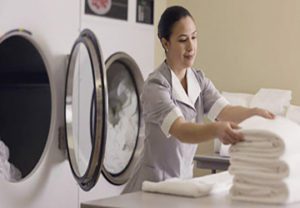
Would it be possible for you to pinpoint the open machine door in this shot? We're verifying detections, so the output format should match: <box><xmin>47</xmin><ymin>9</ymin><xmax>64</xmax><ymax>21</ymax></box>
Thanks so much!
<box><xmin>64</xmin><ymin>29</ymin><xmax>108</xmax><ymax>191</ymax></box>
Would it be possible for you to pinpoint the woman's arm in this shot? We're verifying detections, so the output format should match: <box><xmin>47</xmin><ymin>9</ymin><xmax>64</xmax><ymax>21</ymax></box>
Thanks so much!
<box><xmin>169</xmin><ymin>106</ymin><xmax>274</xmax><ymax>145</ymax></box>
<box><xmin>216</xmin><ymin>105</ymin><xmax>275</xmax><ymax>123</ymax></box>
<box><xmin>169</xmin><ymin>117</ymin><xmax>244</xmax><ymax>144</ymax></box>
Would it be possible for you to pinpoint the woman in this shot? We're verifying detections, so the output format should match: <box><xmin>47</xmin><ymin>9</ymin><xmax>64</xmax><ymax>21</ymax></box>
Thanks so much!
<box><xmin>123</xmin><ymin>5</ymin><xmax>274</xmax><ymax>193</ymax></box>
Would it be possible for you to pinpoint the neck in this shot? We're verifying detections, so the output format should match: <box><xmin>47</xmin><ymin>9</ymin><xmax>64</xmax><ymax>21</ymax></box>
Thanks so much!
<box><xmin>165</xmin><ymin>59</ymin><xmax>187</xmax><ymax>82</ymax></box>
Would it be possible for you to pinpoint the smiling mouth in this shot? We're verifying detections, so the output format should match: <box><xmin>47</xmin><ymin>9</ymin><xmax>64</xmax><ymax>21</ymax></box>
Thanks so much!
<box><xmin>184</xmin><ymin>55</ymin><xmax>194</xmax><ymax>59</ymax></box>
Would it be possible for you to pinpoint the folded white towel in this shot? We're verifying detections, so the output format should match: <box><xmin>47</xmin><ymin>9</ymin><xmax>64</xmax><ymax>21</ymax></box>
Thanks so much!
<box><xmin>286</xmin><ymin>105</ymin><xmax>300</xmax><ymax>125</ymax></box>
<box><xmin>215</xmin><ymin>92</ymin><xmax>254</xmax><ymax>156</ymax></box>
<box><xmin>229</xmin><ymin>116</ymin><xmax>300</xmax><ymax>158</ymax></box>
<box><xmin>222</xmin><ymin>91</ymin><xmax>253</xmax><ymax>107</ymax></box>
<box><xmin>142</xmin><ymin>171</ymin><xmax>232</xmax><ymax>197</ymax></box>
<box><xmin>230</xmin><ymin>176</ymin><xmax>300</xmax><ymax>204</ymax></box>
<box><xmin>229</xmin><ymin>131</ymin><xmax>283</xmax><ymax>158</ymax></box>
<box><xmin>142</xmin><ymin>179</ymin><xmax>212</xmax><ymax>197</ymax></box>
<box><xmin>249</xmin><ymin>88</ymin><xmax>291</xmax><ymax>116</ymax></box>
<box><xmin>191</xmin><ymin>171</ymin><xmax>233</xmax><ymax>195</ymax></box>
<box><xmin>229</xmin><ymin>153</ymin><xmax>300</xmax><ymax>180</ymax></box>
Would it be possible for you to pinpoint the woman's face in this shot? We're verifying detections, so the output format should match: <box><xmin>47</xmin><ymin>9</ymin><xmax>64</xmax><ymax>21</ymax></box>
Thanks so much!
<box><xmin>164</xmin><ymin>16</ymin><xmax>197</xmax><ymax>71</ymax></box>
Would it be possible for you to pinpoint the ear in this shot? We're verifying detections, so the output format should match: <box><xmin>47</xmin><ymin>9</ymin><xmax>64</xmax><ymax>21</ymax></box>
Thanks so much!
<box><xmin>161</xmin><ymin>38</ymin><xmax>169</xmax><ymax>52</ymax></box>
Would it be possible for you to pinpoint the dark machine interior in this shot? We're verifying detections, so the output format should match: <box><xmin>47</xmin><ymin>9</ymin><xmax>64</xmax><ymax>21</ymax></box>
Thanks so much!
<box><xmin>0</xmin><ymin>36</ymin><xmax>52</xmax><ymax>179</ymax></box>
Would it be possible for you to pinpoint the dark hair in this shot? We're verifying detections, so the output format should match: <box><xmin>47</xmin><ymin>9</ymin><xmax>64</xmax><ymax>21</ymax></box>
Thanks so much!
<box><xmin>158</xmin><ymin>6</ymin><xmax>193</xmax><ymax>41</ymax></box>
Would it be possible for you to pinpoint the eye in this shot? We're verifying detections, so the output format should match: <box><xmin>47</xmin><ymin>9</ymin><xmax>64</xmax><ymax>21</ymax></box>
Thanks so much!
<box><xmin>178</xmin><ymin>39</ymin><xmax>187</xmax><ymax>42</ymax></box>
<box><xmin>192</xmin><ymin>36</ymin><xmax>197</xmax><ymax>40</ymax></box>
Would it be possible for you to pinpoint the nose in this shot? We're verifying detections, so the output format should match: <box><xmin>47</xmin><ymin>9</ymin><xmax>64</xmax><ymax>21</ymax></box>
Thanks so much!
<box><xmin>186</xmin><ymin>38</ymin><xmax>193</xmax><ymax>52</ymax></box>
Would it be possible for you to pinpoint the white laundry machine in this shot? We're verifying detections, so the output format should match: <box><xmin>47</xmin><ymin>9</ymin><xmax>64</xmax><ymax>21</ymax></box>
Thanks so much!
<box><xmin>75</xmin><ymin>0</ymin><xmax>155</xmax><ymax>203</ymax></box>
<box><xmin>0</xmin><ymin>0</ymin><xmax>154</xmax><ymax>207</ymax></box>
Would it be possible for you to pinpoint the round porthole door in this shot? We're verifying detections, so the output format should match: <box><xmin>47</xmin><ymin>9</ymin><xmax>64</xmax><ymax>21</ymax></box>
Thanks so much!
<box><xmin>102</xmin><ymin>52</ymin><xmax>144</xmax><ymax>185</ymax></box>
<box><xmin>64</xmin><ymin>29</ymin><xmax>108</xmax><ymax>191</ymax></box>
<box><xmin>0</xmin><ymin>29</ymin><xmax>53</xmax><ymax>182</ymax></box>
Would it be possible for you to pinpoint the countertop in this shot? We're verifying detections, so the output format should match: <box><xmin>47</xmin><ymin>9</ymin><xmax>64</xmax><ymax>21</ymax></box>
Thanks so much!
<box><xmin>81</xmin><ymin>191</ymin><xmax>299</xmax><ymax>208</ymax></box>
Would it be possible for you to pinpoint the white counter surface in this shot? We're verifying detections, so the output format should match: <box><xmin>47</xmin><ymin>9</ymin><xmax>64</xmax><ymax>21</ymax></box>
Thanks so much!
<box><xmin>81</xmin><ymin>191</ymin><xmax>300</xmax><ymax>208</ymax></box>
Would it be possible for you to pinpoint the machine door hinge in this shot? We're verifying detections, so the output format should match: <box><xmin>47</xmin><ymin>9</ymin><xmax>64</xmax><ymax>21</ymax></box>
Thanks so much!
<box><xmin>58</xmin><ymin>126</ymin><xmax>67</xmax><ymax>151</ymax></box>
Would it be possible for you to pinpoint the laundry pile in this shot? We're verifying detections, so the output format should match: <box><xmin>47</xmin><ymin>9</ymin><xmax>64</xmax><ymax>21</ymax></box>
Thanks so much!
<box><xmin>229</xmin><ymin>116</ymin><xmax>300</xmax><ymax>204</ymax></box>
<box><xmin>142</xmin><ymin>171</ymin><xmax>232</xmax><ymax>197</ymax></box>
<box><xmin>104</xmin><ymin>71</ymin><xmax>139</xmax><ymax>174</ymax></box>
<box><xmin>0</xmin><ymin>139</ymin><xmax>22</xmax><ymax>182</ymax></box>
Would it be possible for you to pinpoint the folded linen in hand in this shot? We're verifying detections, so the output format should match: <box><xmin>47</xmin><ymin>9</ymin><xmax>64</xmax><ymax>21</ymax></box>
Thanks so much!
<box><xmin>218</xmin><ymin>91</ymin><xmax>254</xmax><ymax>156</ymax></box>
<box><xmin>142</xmin><ymin>171</ymin><xmax>232</xmax><ymax>197</ymax></box>
<box><xmin>230</xmin><ymin>176</ymin><xmax>300</xmax><ymax>204</ymax></box>
<box><xmin>229</xmin><ymin>116</ymin><xmax>300</xmax><ymax>158</ymax></box>
<box><xmin>229</xmin><ymin>131</ymin><xmax>283</xmax><ymax>158</ymax></box>
<box><xmin>229</xmin><ymin>154</ymin><xmax>300</xmax><ymax>180</ymax></box>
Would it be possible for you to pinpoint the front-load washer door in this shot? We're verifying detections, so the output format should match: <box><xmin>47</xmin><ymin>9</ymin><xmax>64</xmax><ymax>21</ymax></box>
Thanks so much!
<box><xmin>0</xmin><ymin>29</ymin><xmax>53</xmax><ymax>182</ymax></box>
<box><xmin>102</xmin><ymin>52</ymin><xmax>144</xmax><ymax>185</ymax></box>
<box><xmin>64</xmin><ymin>29</ymin><xmax>108</xmax><ymax>191</ymax></box>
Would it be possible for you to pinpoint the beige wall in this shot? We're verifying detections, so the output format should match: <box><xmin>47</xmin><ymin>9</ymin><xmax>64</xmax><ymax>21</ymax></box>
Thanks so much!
<box><xmin>156</xmin><ymin>0</ymin><xmax>300</xmax><ymax>105</ymax></box>
<box><xmin>154</xmin><ymin>0</ymin><xmax>167</xmax><ymax>66</ymax></box>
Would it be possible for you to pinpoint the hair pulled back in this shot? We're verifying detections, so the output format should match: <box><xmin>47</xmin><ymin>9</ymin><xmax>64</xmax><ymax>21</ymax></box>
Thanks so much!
<box><xmin>158</xmin><ymin>6</ymin><xmax>193</xmax><ymax>41</ymax></box>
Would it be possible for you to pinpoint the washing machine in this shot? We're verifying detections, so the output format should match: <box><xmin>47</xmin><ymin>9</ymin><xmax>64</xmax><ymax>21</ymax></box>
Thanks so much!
<box><xmin>0</xmin><ymin>0</ymin><xmax>154</xmax><ymax>207</ymax></box>
<box><xmin>0</xmin><ymin>0</ymin><xmax>80</xmax><ymax>207</ymax></box>
<box><xmin>76</xmin><ymin>0</ymin><xmax>155</xmax><ymax>203</ymax></box>
<box><xmin>66</xmin><ymin>29</ymin><xmax>147</xmax><ymax>204</ymax></box>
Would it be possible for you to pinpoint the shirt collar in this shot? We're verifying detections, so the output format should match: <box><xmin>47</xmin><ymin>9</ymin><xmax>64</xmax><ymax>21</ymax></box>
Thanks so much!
<box><xmin>187</xmin><ymin>68</ymin><xmax>202</xmax><ymax>105</ymax></box>
<box><xmin>167</xmin><ymin>64</ymin><xmax>201</xmax><ymax>109</ymax></box>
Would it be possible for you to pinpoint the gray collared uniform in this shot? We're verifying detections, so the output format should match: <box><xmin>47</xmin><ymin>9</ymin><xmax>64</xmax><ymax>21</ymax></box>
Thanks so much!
<box><xmin>123</xmin><ymin>62</ymin><xmax>228</xmax><ymax>193</ymax></box>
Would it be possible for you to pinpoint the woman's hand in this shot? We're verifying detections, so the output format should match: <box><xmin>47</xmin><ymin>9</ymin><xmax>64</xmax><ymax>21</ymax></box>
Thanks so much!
<box><xmin>213</xmin><ymin>121</ymin><xmax>244</xmax><ymax>145</ymax></box>
<box><xmin>251</xmin><ymin>107</ymin><xmax>276</xmax><ymax>119</ymax></box>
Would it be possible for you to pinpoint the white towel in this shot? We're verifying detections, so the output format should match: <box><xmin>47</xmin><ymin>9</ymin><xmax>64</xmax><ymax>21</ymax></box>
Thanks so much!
<box><xmin>142</xmin><ymin>171</ymin><xmax>232</xmax><ymax>197</ymax></box>
<box><xmin>219</xmin><ymin>91</ymin><xmax>252</xmax><ymax>157</ymax></box>
<box><xmin>220</xmin><ymin>144</ymin><xmax>230</xmax><ymax>157</ymax></box>
<box><xmin>142</xmin><ymin>178</ymin><xmax>212</xmax><ymax>197</ymax></box>
<box><xmin>219</xmin><ymin>91</ymin><xmax>254</xmax><ymax>156</ymax></box>
<box><xmin>230</xmin><ymin>176</ymin><xmax>300</xmax><ymax>204</ymax></box>
<box><xmin>229</xmin><ymin>154</ymin><xmax>300</xmax><ymax>180</ymax></box>
<box><xmin>229</xmin><ymin>116</ymin><xmax>300</xmax><ymax>158</ymax></box>
<box><xmin>190</xmin><ymin>171</ymin><xmax>233</xmax><ymax>194</ymax></box>
<box><xmin>229</xmin><ymin>116</ymin><xmax>300</xmax><ymax>204</ymax></box>
<box><xmin>286</xmin><ymin>105</ymin><xmax>300</xmax><ymax>125</ymax></box>
<box><xmin>249</xmin><ymin>88</ymin><xmax>291</xmax><ymax>116</ymax></box>
<box><xmin>222</xmin><ymin>91</ymin><xmax>253</xmax><ymax>107</ymax></box>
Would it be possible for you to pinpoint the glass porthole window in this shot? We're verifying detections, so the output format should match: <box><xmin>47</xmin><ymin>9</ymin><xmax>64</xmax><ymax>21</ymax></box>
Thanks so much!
<box><xmin>64</xmin><ymin>29</ymin><xmax>107</xmax><ymax>191</ymax></box>
<box><xmin>102</xmin><ymin>52</ymin><xmax>144</xmax><ymax>185</ymax></box>
<box><xmin>0</xmin><ymin>30</ymin><xmax>52</xmax><ymax>182</ymax></box>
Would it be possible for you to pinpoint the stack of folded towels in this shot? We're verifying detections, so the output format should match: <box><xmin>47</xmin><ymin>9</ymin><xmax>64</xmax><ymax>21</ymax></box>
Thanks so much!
<box><xmin>220</xmin><ymin>88</ymin><xmax>293</xmax><ymax>157</ymax></box>
<box><xmin>229</xmin><ymin>116</ymin><xmax>300</xmax><ymax>204</ymax></box>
